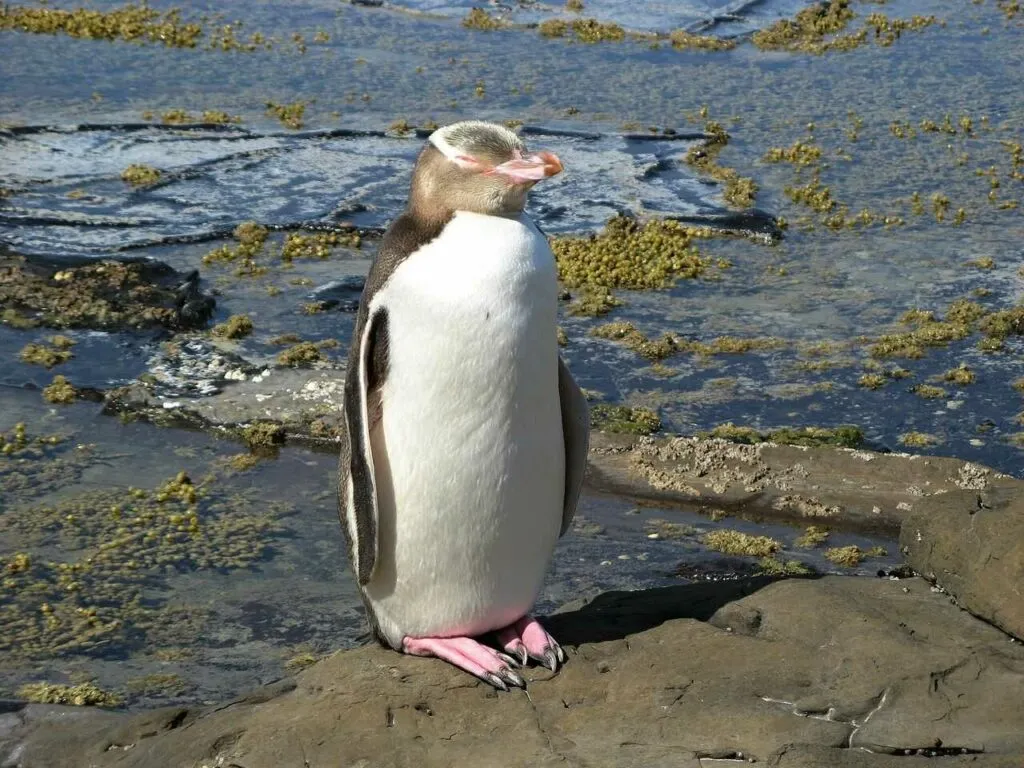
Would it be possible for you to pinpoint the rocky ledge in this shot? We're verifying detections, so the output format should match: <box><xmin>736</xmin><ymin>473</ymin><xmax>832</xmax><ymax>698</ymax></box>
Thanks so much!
<box><xmin>2</xmin><ymin>576</ymin><xmax>1023</xmax><ymax>767</ymax></box>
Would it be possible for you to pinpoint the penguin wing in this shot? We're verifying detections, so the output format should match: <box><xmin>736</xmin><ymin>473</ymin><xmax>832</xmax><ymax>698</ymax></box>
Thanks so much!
<box><xmin>558</xmin><ymin>356</ymin><xmax>590</xmax><ymax>536</ymax></box>
<box><xmin>339</xmin><ymin>306</ymin><xmax>390</xmax><ymax>586</ymax></box>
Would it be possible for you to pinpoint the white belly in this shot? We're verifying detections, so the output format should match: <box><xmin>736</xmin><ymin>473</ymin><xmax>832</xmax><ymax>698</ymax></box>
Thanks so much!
<box><xmin>364</xmin><ymin>211</ymin><xmax>564</xmax><ymax>646</ymax></box>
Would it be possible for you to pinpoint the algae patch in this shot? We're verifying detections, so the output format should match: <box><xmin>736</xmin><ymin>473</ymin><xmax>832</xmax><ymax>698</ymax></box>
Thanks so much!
<box><xmin>703</xmin><ymin>530</ymin><xmax>781</xmax><ymax>557</ymax></box>
<box><xmin>824</xmin><ymin>545</ymin><xmax>887</xmax><ymax>567</ymax></box>
<box><xmin>120</xmin><ymin>164</ymin><xmax>162</xmax><ymax>186</ymax></box>
<box><xmin>17</xmin><ymin>681</ymin><xmax>123</xmax><ymax>708</ymax></box>
<box><xmin>590</xmin><ymin>404</ymin><xmax>661</xmax><ymax>435</ymax></box>
<box><xmin>552</xmin><ymin>215</ymin><xmax>712</xmax><ymax>290</ymax></box>
<box><xmin>211</xmin><ymin>314</ymin><xmax>254</xmax><ymax>340</ymax></box>
<box><xmin>42</xmin><ymin>375</ymin><xmax>77</xmax><ymax>404</ymax></box>
<box><xmin>702</xmin><ymin>422</ymin><xmax>864</xmax><ymax>449</ymax></box>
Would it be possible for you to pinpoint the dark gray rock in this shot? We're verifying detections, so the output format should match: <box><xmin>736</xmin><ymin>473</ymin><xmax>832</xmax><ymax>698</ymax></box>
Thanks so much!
<box><xmin>900</xmin><ymin>487</ymin><xmax>1024</xmax><ymax>642</ymax></box>
<box><xmin>4</xmin><ymin>577</ymin><xmax>1023</xmax><ymax>767</ymax></box>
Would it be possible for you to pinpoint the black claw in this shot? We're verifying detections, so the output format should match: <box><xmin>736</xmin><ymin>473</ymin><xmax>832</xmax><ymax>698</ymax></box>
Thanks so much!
<box><xmin>498</xmin><ymin>652</ymin><xmax>520</xmax><ymax>668</ymax></box>
<box><xmin>484</xmin><ymin>673</ymin><xmax>508</xmax><ymax>691</ymax></box>
<box><xmin>514</xmin><ymin>645</ymin><xmax>529</xmax><ymax>667</ymax></box>
<box><xmin>500</xmin><ymin>668</ymin><xmax>526</xmax><ymax>689</ymax></box>
<box><xmin>543</xmin><ymin>648</ymin><xmax>558</xmax><ymax>672</ymax></box>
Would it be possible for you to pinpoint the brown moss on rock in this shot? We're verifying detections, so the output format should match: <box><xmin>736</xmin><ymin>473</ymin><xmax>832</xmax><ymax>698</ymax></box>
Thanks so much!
<box><xmin>795</xmin><ymin>526</ymin><xmax>830</xmax><ymax>548</ymax></box>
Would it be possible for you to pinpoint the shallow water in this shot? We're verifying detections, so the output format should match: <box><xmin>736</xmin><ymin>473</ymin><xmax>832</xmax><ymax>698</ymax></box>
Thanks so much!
<box><xmin>0</xmin><ymin>0</ymin><xmax>1022</xmax><ymax>707</ymax></box>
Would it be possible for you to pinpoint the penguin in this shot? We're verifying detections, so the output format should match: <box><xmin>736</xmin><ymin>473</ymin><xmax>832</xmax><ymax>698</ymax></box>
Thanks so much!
<box><xmin>338</xmin><ymin>121</ymin><xmax>590</xmax><ymax>690</ymax></box>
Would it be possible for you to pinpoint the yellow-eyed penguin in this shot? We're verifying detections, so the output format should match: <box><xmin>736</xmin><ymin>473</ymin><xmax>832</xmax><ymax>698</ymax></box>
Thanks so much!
<box><xmin>338</xmin><ymin>121</ymin><xmax>589</xmax><ymax>690</ymax></box>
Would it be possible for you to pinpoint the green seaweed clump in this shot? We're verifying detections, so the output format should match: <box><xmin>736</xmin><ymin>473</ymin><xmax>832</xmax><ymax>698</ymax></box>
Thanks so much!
<box><xmin>762</xmin><ymin>140</ymin><xmax>822</xmax><ymax>166</ymax></box>
<box><xmin>668</xmin><ymin>30</ymin><xmax>735</xmax><ymax>51</ymax></box>
<box><xmin>0</xmin><ymin>469</ymin><xmax>288</xmax><ymax>661</ymax></box>
<box><xmin>18</xmin><ymin>682</ymin><xmax>123</xmax><ymax>708</ymax></box>
<box><xmin>567</xmin><ymin>18</ymin><xmax>625</xmax><ymax>42</ymax></box>
<box><xmin>942</xmin><ymin>364</ymin><xmax>975</xmax><ymax>385</ymax></box>
<box><xmin>567</xmin><ymin>287</ymin><xmax>623</xmax><ymax>317</ymax></box>
<box><xmin>19</xmin><ymin>341</ymin><xmax>73</xmax><ymax>368</ymax></box>
<box><xmin>824</xmin><ymin>545</ymin><xmax>886</xmax><ymax>567</ymax></box>
<box><xmin>912</xmin><ymin>384</ymin><xmax>946</xmax><ymax>399</ymax></box>
<box><xmin>281</xmin><ymin>231</ymin><xmax>360</xmax><ymax>261</ymax></box>
<box><xmin>899</xmin><ymin>431</ymin><xmax>938</xmax><ymax>448</ymax></box>
<box><xmin>552</xmin><ymin>215</ymin><xmax>711</xmax><ymax>289</ymax></box>
<box><xmin>590</xmin><ymin>404</ymin><xmax>661</xmax><ymax>435</ymax></box>
<box><xmin>125</xmin><ymin>673</ymin><xmax>192</xmax><ymax>697</ymax></box>
<box><xmin>591</xmin><ymin>322</ymin><xmax>678</xmax><ymax>360</ymax></box>
<box><xmin>857</xmin><ymin>373</ymin><xmax>887</xmax><ymax>389</ymax></box>
<box><xmin>463</xmin><ymin>8</ymin><xmax>506</xmax><ymax>30</ymax></box>
<box><xmin>276</xmin><ymin>341</ymin><xmax>322</xmax><ymax>367</ymax></box>
<box><xmin>538</xmin><ymin>19</ymin><xmax>568</xmax><ymax>37</ymax></box>
<box><xmin>864</xmin><ymin>12</ymin><xmax>937</xmax><ymax>46</ymax></box>
<box><xmin>794</xmin><ymin>525</ymin><xmax>830</xmax><ymax>548</ymax></box>
<box><xmin>784</xmin><ymin>174</ymin><xmax>836</xmax><ymax>212</ymax></box>
<box><xmin>202</xmin><ymin>221</ymin><xmax>269</xmax><ymax>276</ymax></box>
<box><xmin>703</xmin><ymin>422</ymin><xmax>864</xmax><ymax>449</ymax></box>
<box><xmin>869</xmin><ymin>307</ymin><xmax>973</xmax><ymax>359</ymax></box>
<box><xmin>685</xmin><ymin>123</ymin><xmax>758</xmax><ymax>208</ymax></box>
<box><xmin>211</xmin><ymin>314</ymin><xmax>253</xmax><ymax>340</ymax></box>
<box><xmin>241</xmin><ymin>422</ymin><xmax>285</xmax><ymax>447</ymax></box>
<box><xmin>757</xmin><ymin>557</ymin><xmax>813</xmax><ymax>577</ymax></box>
<box><xmin>703</xmin><ymin>530</ymin><xmax>781</xmax><ymax>557</ymax></box>
<box><xmin>120</xmin><ymin>164</ymin><xmax>161</xmax><ymax>186</ymax></box>
<box><xmin>266</xmin><ymin>101</ymin><xmax>306</xmax><ymax>130</ymax></box>
<box><xmin>42</xmin><ymin>375</ymin><xmax>77</xmax><ymax>404</ymax></box>
<box><xmin>751</xmin><ymin>0</ymin><xmax>872</xmax><ymax>54</ymax></box>
<box><xmin>285</xmin><ymin>652</ymin><xmax>321</xmax><ymax>672</ymax></box>
<box><xmin>0</xmin><ymin>4</ymin><xmax>203</xmax><ymax>49</ymax></box>
<box><xmin>979</xmin><ymin>306</ymin><xmax>1024</xmax><ymax>339</ymax></box>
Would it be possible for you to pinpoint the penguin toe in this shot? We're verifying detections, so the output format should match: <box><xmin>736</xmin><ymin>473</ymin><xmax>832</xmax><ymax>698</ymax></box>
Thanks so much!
<box><xmin>402</xmin><ymin>635</ymin><xmax>524</xmax><ymax>691</ymax></box>
<box><xmin>496</xmin><ymin>615</ymin><xmax>567</xmax><ymax>672</ymax></box>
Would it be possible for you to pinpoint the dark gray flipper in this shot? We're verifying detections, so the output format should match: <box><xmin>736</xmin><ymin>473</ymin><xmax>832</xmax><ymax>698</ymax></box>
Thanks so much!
<box><xmin>339</xmin><ymin>307</ymin><xmax>390</xmax><ymax>586</ymax></box>
<box><xmin>557</xmin><ymin>357</ymin><xmax>590</xmax><ymax>537</ymax></box>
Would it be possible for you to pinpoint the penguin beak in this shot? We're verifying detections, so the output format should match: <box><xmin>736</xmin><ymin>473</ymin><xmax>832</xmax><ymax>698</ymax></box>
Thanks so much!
<box><xmin>490</xmin><ymin>151</ymin><xmax>563</xmax><ymax>184</ymax></box>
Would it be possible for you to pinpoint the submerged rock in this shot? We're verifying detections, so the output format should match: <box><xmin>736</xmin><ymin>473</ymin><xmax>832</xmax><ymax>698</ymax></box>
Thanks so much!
<box><xmin>0</xmin><ymin>249</ymin><xmax>214</xmax><ymax>332</ymax></box>
<box><xmin>3</xmin><ymin>577</ymin><xmax>1022</xmax><ymax>766</ymax></box>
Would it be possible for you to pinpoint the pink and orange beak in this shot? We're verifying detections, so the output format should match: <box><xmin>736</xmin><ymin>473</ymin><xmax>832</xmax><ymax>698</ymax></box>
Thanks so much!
<box><xmin>489</xmin><ymin>151</ymin><xmax>563</xmax><ymax>184</ymax></box>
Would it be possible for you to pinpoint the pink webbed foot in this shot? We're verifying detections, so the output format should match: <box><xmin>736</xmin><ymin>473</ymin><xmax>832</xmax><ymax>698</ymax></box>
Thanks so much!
<box><xmin>403</xmin><ymin>636</ymin><xmax>525</xmax><ymax>691</ymax></box>
<box><xmin>495</xmin><ymin>615</ymin><xmax>566</xmax><ymax>672</ymax></box>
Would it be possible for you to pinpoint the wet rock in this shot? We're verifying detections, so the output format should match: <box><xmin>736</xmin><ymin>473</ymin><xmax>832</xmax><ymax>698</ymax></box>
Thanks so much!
<box><xmin>900</xmin><ymin>487</ymin><xmax>1024</xmax><ymax>641</ymax></box>
<box><xmin>307</xmin><ymin>275</ymin><xmax>366</xmax><ymax>312</ymax></box>
<box><xmin>587</xmin><ymin>433</ymin><xmax>1023</xmax><ymax>535</ymax></box>
<box><xmin>4</xmin><ymin>577</ymin><xmax>1023</xmax><ymax>767</ymax></box>
<box><xmin>0</xmin><ymin>249</ymin><xmax>214</xmax><ymax>332</ymax></box>
<box><xmin>104</xmin><ymin>367</ymin><xmax>345</xmax><ymax>443</ymax></box>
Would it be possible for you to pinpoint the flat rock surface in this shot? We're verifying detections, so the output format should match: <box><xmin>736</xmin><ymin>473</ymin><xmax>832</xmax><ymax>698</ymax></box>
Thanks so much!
<box><xmin>4</xmin><ymin>576</ymin><xmax>1023</xmax><ymax>767</ymax></box>
<box><xmin>102</xmin><ymin>369</ymin><xmax>1024</xmax><ymax>537</ymax></box>
<box><xmin>901</xmin><ymin>488</ymin><xmax>1024</xmax><ymax>642</ymax></box>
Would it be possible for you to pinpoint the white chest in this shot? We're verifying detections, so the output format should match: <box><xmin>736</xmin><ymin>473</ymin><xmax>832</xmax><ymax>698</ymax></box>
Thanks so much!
<box><xmin>364</xmin><ymin>211</ymin><xmax>565</xmax><ymax>644</ymax></box>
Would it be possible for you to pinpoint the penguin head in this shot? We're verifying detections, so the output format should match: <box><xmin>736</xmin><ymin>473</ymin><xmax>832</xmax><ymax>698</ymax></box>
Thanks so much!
<box><xmin>411</xmin><ymin>121</ymin><xmax>563</xmax><ymax>218</ymax></box>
